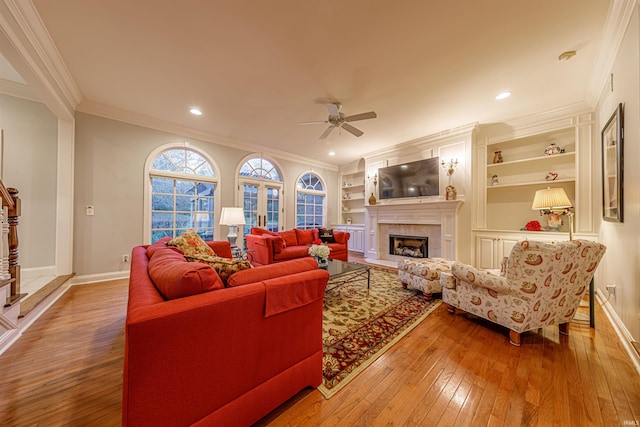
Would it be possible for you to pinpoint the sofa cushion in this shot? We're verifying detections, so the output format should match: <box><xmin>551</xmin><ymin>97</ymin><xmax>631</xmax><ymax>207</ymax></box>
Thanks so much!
<box><xmin>277</xmin><ymin>230</ymin><xmax>298</xmax><ymax>247</ymax></box>
<box><xmin>273</xmin><ymin>246</ymin><xmax>310</xmax><ymax>261</ymax></box>
<box><xmin>295</xmin><ymin>229</ymin><xmax>315</xmax><ymax>245</ymax></box>
<box><xmin>186</xmin><ymin>253</ymin><xmax>253</xmax><ymax>285</ymax></box>
<box><xmin>319</xmin><ymin>228</ymin><xmax>336</xmax><ymax>243</ymax></box>
<box><xmin>146</xmin><ymin>237</ymin><xmax>179</xmax><ymax>258</ymax></box>
<box><xmin>167</xmin><ymin>229</ymin><xmax>217</xmax><ymax>257</ymax></box>
<box><xmin>227</xmin><ymin>258</ymin><xmax>317</xmax><ymax>287</ymax></box>
<box><xmin>148</xmin><ymin>248</ymin><xmax>224</xmax><ymax>300</ymax></box>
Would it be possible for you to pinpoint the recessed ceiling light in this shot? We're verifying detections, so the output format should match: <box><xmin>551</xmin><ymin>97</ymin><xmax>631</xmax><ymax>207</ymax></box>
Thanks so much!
<box><xmin>189</xmin><ymin>107</ymin><xmax>202</xmax><ymax>116</ymax></box>
<box><xmin>329</xmin><ymin>151</ymin><xmax>335</xmax><ymax>156</ymax></box>
<box><xmin>495</xmin><ymin>91</ymin><xmax>512</xmax><ymax>100</ymax></box>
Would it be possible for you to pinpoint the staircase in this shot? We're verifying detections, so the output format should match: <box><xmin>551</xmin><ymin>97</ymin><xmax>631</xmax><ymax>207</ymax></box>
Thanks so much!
<box><xmin>0</xmin><ymin>182</ymin><xmax>22</xmax><ymax>354</ymax></box>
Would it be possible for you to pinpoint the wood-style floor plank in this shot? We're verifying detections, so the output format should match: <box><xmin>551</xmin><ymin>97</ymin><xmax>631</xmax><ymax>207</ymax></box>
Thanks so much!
<box><xmin>0</xmin><ymin>261</ymin><xmax>639</xmax><ymax>427</ymax></box>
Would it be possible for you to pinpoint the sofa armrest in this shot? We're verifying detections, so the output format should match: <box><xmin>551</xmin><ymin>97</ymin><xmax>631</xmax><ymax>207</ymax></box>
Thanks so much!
<box><xmin>206</xmin><ymin>241</ymin><xmax>232</xmax><ymax>259</ymax></box>
<box><xmin>451</xmin><ymin>262</ymin><xmax>511</xmax><ymax>294</ymax></box>
<box><xmin>245</xmin><ymin>234</ymin><xmax>275</xmax><ymax>266</ymax></box>
<box><xmin>333</xmin><ymin>231</ymin><xmax>350</xmax><ymax>245</ymax></box>
<box><xmin>227</xmin><ymin>258</ymin><xmax>318</xmax><ymax>287</ymax></box>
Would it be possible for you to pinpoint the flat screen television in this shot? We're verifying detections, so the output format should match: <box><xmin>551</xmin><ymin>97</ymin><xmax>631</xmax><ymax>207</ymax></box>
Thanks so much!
<box><xmin>378</xmin><ymin>157</ymin><xmax>440</xmax><ymax>200</ymax></box>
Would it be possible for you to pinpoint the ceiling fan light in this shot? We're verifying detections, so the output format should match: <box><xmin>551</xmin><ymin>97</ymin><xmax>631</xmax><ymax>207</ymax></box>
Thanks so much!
<box><xmin>189</xmin><ymin>107</ymin><xmax>203</xmax><ymax>116</ymax></box>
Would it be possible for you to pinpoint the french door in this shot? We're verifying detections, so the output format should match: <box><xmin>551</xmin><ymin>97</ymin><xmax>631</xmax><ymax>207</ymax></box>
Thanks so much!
<box><xmin>240</xmin><ymin>179</ymin><xmax>283</xmax><ymax>241</ymax></box>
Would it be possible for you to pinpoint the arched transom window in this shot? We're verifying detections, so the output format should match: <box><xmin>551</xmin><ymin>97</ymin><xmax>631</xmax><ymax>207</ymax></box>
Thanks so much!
<box><xmin>295</xmin><ymin>172</ymin><xmax>326</xmax><ymax>229</ymax></box>
<box><xmin>149</xmin><ymin>147</ymin><xmax>218</xmax><ymax>242</ymax></box>
<box><xmin>239</xmin><ymin>158</ymin><xmax>282</xmax><ymax>181</ymax></box>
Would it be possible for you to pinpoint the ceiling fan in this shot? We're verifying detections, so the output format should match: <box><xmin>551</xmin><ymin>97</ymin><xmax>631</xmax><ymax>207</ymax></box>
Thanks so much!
<box><xmin>299</xmin><ymin>102</ymin><xmax>377</xmax><ymax>139</ymax></box>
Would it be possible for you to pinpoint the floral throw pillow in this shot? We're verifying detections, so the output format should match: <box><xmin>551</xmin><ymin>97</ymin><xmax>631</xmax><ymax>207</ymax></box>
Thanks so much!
<box><xmin>186</xmin><ymin>253</ymin><xmax>252</xmax><ymax>285</ymax></box>
<box><xmin>167</xmin><ymin>229</ymin><xmax>216</xmax><ymax>257</ymax></box>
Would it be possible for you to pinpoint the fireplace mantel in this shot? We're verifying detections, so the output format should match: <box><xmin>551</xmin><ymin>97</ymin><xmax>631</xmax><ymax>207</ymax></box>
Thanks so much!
<box><xmin>364</xmin><ymin>199</ymin><xmax>463</xmax><ymax>263</ymax></box>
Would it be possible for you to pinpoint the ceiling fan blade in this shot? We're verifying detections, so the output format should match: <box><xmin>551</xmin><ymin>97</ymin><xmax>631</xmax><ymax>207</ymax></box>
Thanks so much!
<box><xmin>342</xmin><ymin>123</ymin><xmax>364</xmax><ymax>137</ymax></box>
<box><xmin>344</xmin><ymin>111</ymin><xmax>377</xmax><ymax>122</ymax></box>
<box><xmin>326</xmin><ymin>102</ymin><xmax>340</xmax><ymax>117</ymax></box>
<box><xmin>319</xmin><ymin>125</ymin><xmax>335</xmax><ymax>139</ymax></box>
<box><xmin>298</xmin><ymin>120</ymin><xmax>328</xmax><ymax>125</ymax></box>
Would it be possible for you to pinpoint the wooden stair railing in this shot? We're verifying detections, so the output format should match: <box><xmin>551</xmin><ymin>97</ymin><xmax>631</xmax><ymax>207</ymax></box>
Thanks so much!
<box><xmin>0</xmin><ymin>181</ymin><xmax>21</xmax><ymax>304</ymax></box>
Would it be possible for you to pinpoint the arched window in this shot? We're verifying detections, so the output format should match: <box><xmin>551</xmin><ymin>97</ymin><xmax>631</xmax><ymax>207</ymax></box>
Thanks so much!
<box><xmin>295</xmin><ymin>172</ymin><xmax>326</xmax><ymax>229</ymax></box>
<box><xmin>147</xmin><ymin>146</ymin><xmax>219</xmax><ymax>243</ymax></box>
<box><xmin>238</xmin><ymin>156</ymin><xmax>283</xmax><ymax>236</ymax></box>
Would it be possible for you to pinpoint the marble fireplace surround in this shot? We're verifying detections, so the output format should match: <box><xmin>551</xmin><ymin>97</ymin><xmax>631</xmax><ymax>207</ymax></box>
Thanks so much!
<box><xmin>365</xmin><ymin>200</ymin><xmax>463</xmax><ymax>264</ymax></box>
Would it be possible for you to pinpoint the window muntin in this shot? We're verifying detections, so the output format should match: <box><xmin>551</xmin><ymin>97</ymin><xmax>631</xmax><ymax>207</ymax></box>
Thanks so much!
<box><xmin>239</xmin><ymin>158</ymin><xmax>282</xmax><ymax>181</ymax></box>
<box><xmin>295</xmin><ymin>172</ymin><xmax>325</xmax><ymax>229</ymax></box>
<box><xmin>150</xmin><ymin>148</ymin><xmax>216</xmax><ymax>242</ymax></box>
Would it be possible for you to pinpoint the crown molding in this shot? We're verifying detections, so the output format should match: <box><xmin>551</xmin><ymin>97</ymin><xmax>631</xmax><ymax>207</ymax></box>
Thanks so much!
<box><xmin>585</xmin><ymin>0</ymin><xmax>638</xmax><ymax>106</ymax></box>
<box><xmin>0</xmin><ymin>0</ymin><xmax>81</xmax><ymax>120</ymax></box>
<box><xmin>76</xmin><ymin>100</ymin><xmax>339</xmax><ymax>172</ymax></box>
<box><xmin>0</xmin><ymin>77</ymin><xmax>38</xmax><ymax>102</ymax></box>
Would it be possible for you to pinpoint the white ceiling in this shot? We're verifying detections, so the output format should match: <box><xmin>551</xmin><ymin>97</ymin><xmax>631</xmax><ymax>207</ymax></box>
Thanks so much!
<box><xmin>24</xmin><ymin>0</ymin><xmax>611</xmax><ymax>166</ymax></box>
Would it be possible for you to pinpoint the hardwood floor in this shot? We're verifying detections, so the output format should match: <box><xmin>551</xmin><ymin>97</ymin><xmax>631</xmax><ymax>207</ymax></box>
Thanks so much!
<box><xmin>1</xmin><ymin>269</ymin><xmax>639</xmax><ymax>426</ymax></box>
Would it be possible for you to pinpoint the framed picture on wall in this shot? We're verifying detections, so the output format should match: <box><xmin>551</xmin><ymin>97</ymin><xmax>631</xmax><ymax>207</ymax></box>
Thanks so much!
<box><xmin>601</xmin><ymin>103</ymin><xmax>623</xmax><ymax>222</ymax></box>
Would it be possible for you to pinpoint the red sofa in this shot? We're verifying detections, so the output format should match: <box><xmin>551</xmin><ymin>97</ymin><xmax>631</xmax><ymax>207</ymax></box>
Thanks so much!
<box><xmin>123</xmin><ymin>240</ymin><xmax>329</xmax><ymax>427</ymax></box>
<box><xmin>245</xmin><ymin>228</ymin><xmax>350</xmax><ymax>266</ymax></box>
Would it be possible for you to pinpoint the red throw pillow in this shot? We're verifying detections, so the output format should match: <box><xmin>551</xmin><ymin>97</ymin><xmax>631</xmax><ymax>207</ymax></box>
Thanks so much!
<box><xmin>278</xmin><ymin>230</ymin><xmax>298</xmax><ymax>247</ymax></box>
<box><xmin>148</xmin><ymin>248</ymin><xmax>224</xmax><ymax>300</ymax></box>
<box><xmin>295</xmin><ymin>229</ymin><xmax>315</xmax><ymax>245</ymax></box>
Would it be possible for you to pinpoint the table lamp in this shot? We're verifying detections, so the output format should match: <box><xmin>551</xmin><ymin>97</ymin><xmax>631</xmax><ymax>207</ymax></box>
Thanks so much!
<box><xmin>531</xmin><ymin>187</ymin><xmax>573</xmax><ymax>239</ymax></box>
<box><xmin>219</xmin><ymin>207</ymin><xmax>246</xmax><ymax>249</ymax></box>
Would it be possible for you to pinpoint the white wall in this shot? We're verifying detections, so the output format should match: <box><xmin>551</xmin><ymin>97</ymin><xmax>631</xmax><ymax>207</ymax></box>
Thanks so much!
<box><xmin>596</xmin><ymin>5</ymin><xmax>640</xmax><ymax>340</ymax></box>
<box><xmin>0</xmin><ymin>93</ymin><xmax>57</xmax><ymax>268</ymax></box>
<box><xmin>73</xmin><ymin>112</ymin><xmax>339</xmax><ymax>277</ymax></box>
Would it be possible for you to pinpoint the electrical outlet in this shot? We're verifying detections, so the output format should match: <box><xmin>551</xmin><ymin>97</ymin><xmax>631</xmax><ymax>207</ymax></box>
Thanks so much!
<box><xmin>606</xmin><ymin>284</ymin><xmax>616</xmax><ymax>295</ymax></box>
<box><xmin>122</xmin><ymin>254</ymin><xmax>129</xmax><ymax>263</ymax></box>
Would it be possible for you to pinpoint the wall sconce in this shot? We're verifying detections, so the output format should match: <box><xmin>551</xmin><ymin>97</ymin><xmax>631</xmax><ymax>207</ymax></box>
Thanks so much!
<box><xmin>441</xmin><ymin>159</ymin><xmax>458</xmax><ymax>185</ymax></box>
<box><xmin>367</xmin><ymin>173</ymin><xmax>378</xmax><ymax>187</ymax></box>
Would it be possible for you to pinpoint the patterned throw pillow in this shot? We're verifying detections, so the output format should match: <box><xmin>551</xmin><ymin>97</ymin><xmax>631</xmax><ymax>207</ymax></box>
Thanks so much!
<box><xmin>167</xmin><ymin>229</ymin><xmax>216</xmax><ymax>257</ymax></box>
<box><xmin>186</xmin><ymin>253</ymin><xmax>253</xmax><ymax>285</ymax></box>
<box><xmin>319</xmin><ymin>228</ymin><xmax>336</xmax><ymax>243</ymax></box>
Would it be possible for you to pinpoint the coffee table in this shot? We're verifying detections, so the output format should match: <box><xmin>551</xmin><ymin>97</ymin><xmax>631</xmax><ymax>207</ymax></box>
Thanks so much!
<box><xmin>323</xmin><ymin>258</ymin><xmax>370</xmax><ymax>292</ymax></box>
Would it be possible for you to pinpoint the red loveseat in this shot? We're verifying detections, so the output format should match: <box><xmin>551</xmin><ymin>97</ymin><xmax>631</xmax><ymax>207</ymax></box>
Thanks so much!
<box><xmin>123</xmin><ymin>240</ymin><xmax>329</xmax><ymax>427</ymax></box>
<box><xmin>245</xmin><ymin>227</ymin><xmax>350</xmax><ymax>266</ymax></box>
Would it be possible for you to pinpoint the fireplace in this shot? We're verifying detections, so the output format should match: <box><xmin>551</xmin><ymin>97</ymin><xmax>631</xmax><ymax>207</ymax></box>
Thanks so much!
<box><xmin>389</xmin><ymin>234</ymin><xmax>428</xmax><ymax>258</ymax></box>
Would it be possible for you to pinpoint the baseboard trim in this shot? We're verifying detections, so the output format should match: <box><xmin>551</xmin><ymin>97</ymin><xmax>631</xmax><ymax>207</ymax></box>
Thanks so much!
<box><xmin>69</xmin><ymin>271</ymin><xmax>129</xmax><ymax>285</ymax></box>
<box><xmin>17</xmin><ymin>281</ymin><xmax>72</xmax><ymax>333</ymax></box>
<box><xmin>22</xmin><ymin>265</ymin><xmax>56</xmax><ymax>279</ymax></box>
<box><xmin>596</xmin><ymin>288</ymin><xmax>640</xmax><ymax>375</ymax></box>
<box><xmin>0</xmin><ymin>328</ymin><xmax>22</xmax><ymax>357</ymax></box>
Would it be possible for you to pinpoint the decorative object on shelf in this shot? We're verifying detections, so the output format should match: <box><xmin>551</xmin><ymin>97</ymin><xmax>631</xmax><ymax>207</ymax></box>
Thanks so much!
<box><xmin>445</xmin><ymin>185</ymin><xmax>457</xmax><ymax>200</ymax></box>
<box><xmin>343</xmin><ymin>193</ymin><xmax>350</xmax><ymax>199</ymax></box>
<box><xmin>368</xmin><ymin>192</ymin><xmax>377</xmax><ymax>205</ymax></box>
<box><xmin>493</xmin><ymin>150</ymin><xmax>504</xmax><ymax>164</ymax></box>
<box><xmin>601</xmin><ymin>102</ymin><xmax>624</xmax><ymax>223</ymax></box>
<box><xmin>309</xmin><ymin>243</ymin><xmax>331</xmax><ymax>268</ymax></box>
<box><xmin>531</xmin><ymin>187</ymin><xmax>574</xmax><ymax>239</ymax></box>
<box><xmin>545</xmin><ymin>171</ymin><xmax>559</xmax><ymax>181</ymax></box>
<box><xmin>342</xmin><ymin>206</ymin><xmax>349</xmax><ymax>212</ymax></box>
<box><xmin>346</xmin><ymin>218</ymin><xmax>352</xmax><ymax>225</ymax></box>
<box><xmin>522</xmin><ymin>220</ymin><xmax>542</xmax><ymax>231</ymax></box>
<box><xmin>544</xmin><ymin>143</ymin><xmax>565</xmax><ymax>156</ymax></box>
<box><xmin>491</xmin><ymin>174</ymin><xmax>499</xmax><ymax>186</ymax></box>
<box><xmin>219</xmin><ymin>207</ymin><xmax>246</xmax><ymax>250</ymax></box>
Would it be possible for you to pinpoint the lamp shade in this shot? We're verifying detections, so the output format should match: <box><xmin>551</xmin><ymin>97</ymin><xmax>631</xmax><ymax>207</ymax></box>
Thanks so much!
<box><xmin>219</xmin><ymin>207</ymin><xmax>246</xmax><ymax>225</ymax></box>
<box><xmin>531</xmin><ymin>187</ymin><xmax>572</xmax><ymax>211</ymax></box>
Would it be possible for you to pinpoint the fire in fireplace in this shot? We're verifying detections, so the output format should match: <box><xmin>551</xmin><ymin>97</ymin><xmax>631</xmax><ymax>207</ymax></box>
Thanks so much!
<box><xmin>389</xmin><ymin>234</ymin><xmax>428</xmax><ymax>258</ymax></box>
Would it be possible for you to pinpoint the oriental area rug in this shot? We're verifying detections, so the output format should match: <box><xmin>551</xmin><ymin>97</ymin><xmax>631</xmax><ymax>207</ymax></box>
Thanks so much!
<box><xmin>319</xmin><ymin>266</ymin><xmax>441</xmax><ymax>399</ymax></box>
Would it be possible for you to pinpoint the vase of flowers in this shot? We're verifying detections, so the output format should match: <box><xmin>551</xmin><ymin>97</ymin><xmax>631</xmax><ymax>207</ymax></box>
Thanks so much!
<box><xmin>309</xmin><ymin>243</ymin><xmax>331</xmax><ymax>267</ymax></box>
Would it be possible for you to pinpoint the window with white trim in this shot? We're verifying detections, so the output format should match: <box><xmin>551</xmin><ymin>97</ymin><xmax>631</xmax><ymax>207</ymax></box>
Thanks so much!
<box><xmin>149</xmin><ymin>148</ymin><xmax>217</xmax><ymax>242</ymax></box>
<box><xmin>295</xmin><ymin>172</ymin><xmax>326</xmax><ymax>229</ymax></box>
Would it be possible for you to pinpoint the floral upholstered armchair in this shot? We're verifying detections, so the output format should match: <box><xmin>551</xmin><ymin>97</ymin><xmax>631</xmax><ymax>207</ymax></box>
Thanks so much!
<box><xmin>441</xmin><ymin>240</ymin><xmax>606</xmax><ymax>346</ymax></box>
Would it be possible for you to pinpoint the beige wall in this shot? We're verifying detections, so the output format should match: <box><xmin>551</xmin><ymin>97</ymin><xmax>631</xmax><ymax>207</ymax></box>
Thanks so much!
<box><xmin>73</xmin><ymin>112</ymin><xmax>339</xmax><ymax>276</ymax></box>
<box><xmin>0</xmin><ymin>93</ymin><xmax>57</xmax><ymax>268</ymax></box>
<box><xmin>596</xmin><ymin>6</ymin><xmax>640</xmax><ymax>340</ymax></box>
